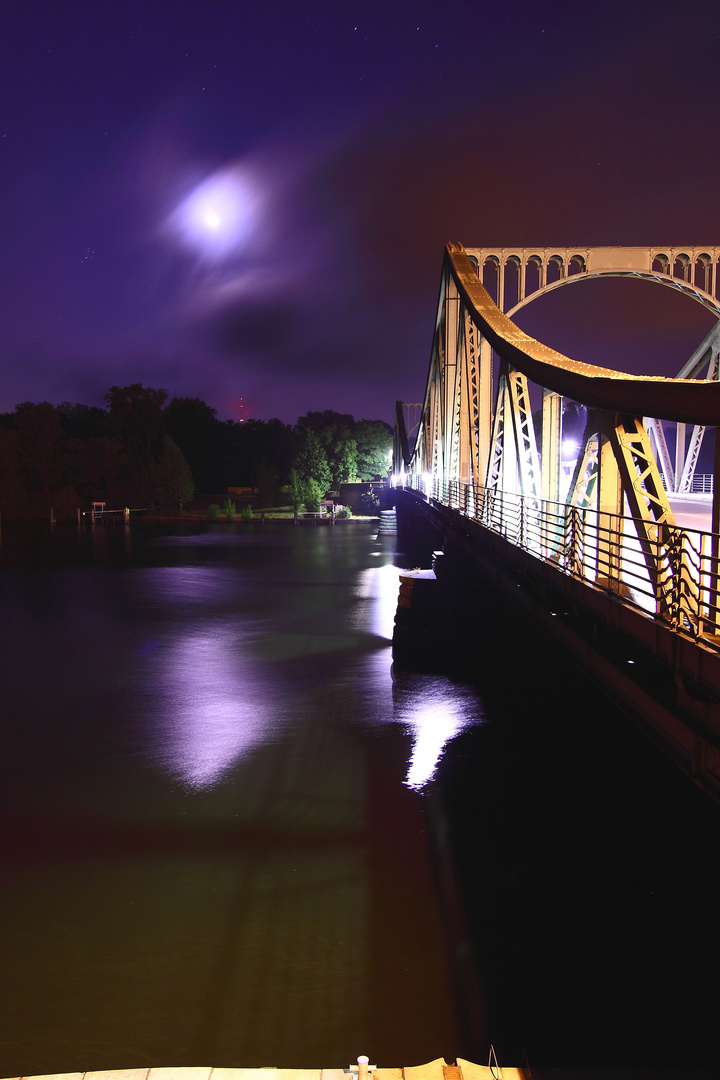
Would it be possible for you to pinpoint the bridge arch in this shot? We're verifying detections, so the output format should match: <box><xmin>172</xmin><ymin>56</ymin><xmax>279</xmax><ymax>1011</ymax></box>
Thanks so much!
<box><xmin>466</xmin><ymin>245</ymin><xmax>720</xmax><ymax>322</ymax></box>
<box><xmin>505</xmin><ymin>267</ymin><xmax>720</xmax><ymax>322</ymax></box>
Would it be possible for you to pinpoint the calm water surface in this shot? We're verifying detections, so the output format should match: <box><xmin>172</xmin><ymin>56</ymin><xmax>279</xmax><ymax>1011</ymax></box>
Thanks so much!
<box><xmin>1</xmin><ymin>520</ymin><xmax>720</xmax><ymax>1075</ymax></box>
<box><xmin>0</xmin><ymin>522</ymin><xmax>474</xmax><ymax>1075</ymax></box>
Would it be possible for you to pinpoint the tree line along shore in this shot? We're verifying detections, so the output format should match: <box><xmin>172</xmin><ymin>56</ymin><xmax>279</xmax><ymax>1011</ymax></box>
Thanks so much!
<box><xmin>0</xmin><ymin>384</ymin><xmax>393</xmax><ymax>521</ymax></box>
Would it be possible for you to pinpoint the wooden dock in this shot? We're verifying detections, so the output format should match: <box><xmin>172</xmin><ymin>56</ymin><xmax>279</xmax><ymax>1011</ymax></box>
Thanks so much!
<box><xmin>0</xmin><ymin>1059</ymin><xmax>527</xmax><ymax>1080</ymax></box>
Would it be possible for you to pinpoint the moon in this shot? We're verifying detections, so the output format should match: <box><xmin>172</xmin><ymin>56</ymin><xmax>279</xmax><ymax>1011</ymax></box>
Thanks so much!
<box><xmin>173</xmin><ymin>166</ymin><xmax>257</xmax><ymax>258</ymax></box>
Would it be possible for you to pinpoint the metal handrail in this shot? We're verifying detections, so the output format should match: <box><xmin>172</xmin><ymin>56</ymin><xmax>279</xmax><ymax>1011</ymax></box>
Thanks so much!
<box><xmin>405</xmin><ymin>473</ymin><xmax>720</xmax><ymax>645</ymax></box>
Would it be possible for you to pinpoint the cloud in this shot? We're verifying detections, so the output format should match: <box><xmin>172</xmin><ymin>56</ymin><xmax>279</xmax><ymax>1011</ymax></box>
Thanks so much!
<box><xmin>209</xmin><ymin>299</ymin><xmax>300</xmax><ymax>357</ymax></box>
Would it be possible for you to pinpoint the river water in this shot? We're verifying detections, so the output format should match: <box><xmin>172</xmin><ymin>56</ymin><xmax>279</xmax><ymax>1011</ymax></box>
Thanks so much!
<box><xmin>0</xmin><ymin>521</ymin><xmax>719</xmax><ymax>1076</ymax></box>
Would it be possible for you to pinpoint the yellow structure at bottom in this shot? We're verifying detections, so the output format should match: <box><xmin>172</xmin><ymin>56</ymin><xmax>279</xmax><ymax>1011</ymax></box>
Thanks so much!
<box><xmin>0</xmin><ymin>1060</ymin><xmax>527</xmax><ymax>1080</ymax></box>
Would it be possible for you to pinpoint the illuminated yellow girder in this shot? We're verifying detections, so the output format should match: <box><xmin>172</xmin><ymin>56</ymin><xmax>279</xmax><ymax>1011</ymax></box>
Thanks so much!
<box><xmin>506</xmin><ymin>364</ymin><xmax>541</xmax><ymax>503</ymax></box>
<box><xmin>413</xmin><ymin>265</ymin><xmax>494</xmax><ymax>488</ymax></box>
<box><xmin>602</xmin><ymin>412</ymin><xmax>700</xmax><ymax>624</ymax></box>
<box><xmin>486</xmin><ymin>361</ymin><xmax>541</xmax><ymax>505</ymax></box>
<box><xmin>485</xmin><ymin>366</ymin><xmax>509</xmax><ymax>494</ymax></box>
<box><xmin>567</xmin><ymin>429</ymin><xmax>599</xmax><ymax>511</ymax></box>
<box><xmin>404</xmin><ymin>243</ymin><xmax>720</xmax><ymax>635</ymax></box>
<box><xmin>541</xmin><ymin>390</ymin><xmax>562</xmax><ymax>503</ymax></box>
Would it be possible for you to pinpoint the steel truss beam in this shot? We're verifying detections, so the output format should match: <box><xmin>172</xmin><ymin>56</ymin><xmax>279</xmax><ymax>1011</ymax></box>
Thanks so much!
<box><xmin>645</xmin><ymin>417</ymin><xmax>674</xmax><ymax>490</ymax></box>
<box><xmin>485</xmin><ymin>363</ymin><xmax>541</xmax><ymax>503</ymax></box>
<box><xmin>486</xmin><ymin>366</ymin><xmax>510</xmax><ymax>495</ymax></box>
<box><xmin>567</xmin><ymin>425</ymin><xmax>599</xmax><ymax>511</ymax></box>
<box><xmin>413</xmin><ymin>266</ymin><xmax>493</xmax><ymax>489</ymax></box>
<box><xmin>565</xmin><ymin>410</ymin><xmax>697</xmax><ymax>625</ymax></box>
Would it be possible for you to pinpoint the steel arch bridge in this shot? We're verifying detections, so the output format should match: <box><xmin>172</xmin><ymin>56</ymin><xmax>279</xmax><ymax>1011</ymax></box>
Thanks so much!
<box><xmin>394</xmin><ymin>243</ymin><xmax>720</xmax><ymax>795</ymax></box>
<box><xmin>471</xmin><ymin>244</ymin><xmax>720</xmax><ymax>496</ymax></box>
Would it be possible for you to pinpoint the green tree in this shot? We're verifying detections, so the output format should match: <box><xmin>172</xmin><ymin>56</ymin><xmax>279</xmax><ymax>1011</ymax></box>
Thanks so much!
<box><xmin>302</xmin><ymin>477</ymin><xmax>324</xmax><ymax>513</ymax></box>
<box><xmin>164</xmin><ymin>396</ymin><xmax>223</xmax><ymax>493</ymax></box>
<box><xmin>226</xmin><ymin>417</ymin><xmax>295</xmax><ymax>488</ymax></box>
<box><xmin>56</xmin><ymin>401</ymin><xmax>107</xmax><ymax>440</ymax></box>
<box><xmin>65</xmin><ymin>435</ymin><xmax>127</xmax><ymax>503</ymax></box>
<box><xmin>257</xmin><ymin>461</ymin><xmax>280</xmax><ymax>507</ymax></box>
<box><xmin>358</xmin><ymin>489</ymin><xmax>380</xmax><ymax>515</ymax></box>
<box><xmin>0</xmin><ymin>402</ymin><xmax>84</xmax><ymax>518</ymax></box>
<box><xmin>293</xmin><ymin>429</ymin><xmax>331</xmax><ymax>491</ymax></box>
<box><xmin>327</xmin><ymin>432</ymin><xmax>357</xmax><ymax>487</ymax></box>
<box><xmin>296</xmin><ymin>410</ymin><xmax>357</xmax><ymax>487</ymax></box>
<box><xmin>104</xmin><ymin>384</ymin><xmax>167</xmax><ymax>476</ymax></box>
<box><xmin>355</xmin><ymin>419</ymin><xmax>393</xmax><ymax>480</ymax></box>
<box><xmin>0</xmin><ymin>426</ymin><xmax>26</xmax><ymax>517</ymax></box>
<box><xmin>153</xmin><ymin>436</ymin><xmax>195</xmax><ymax>510</ymax></box>
<box><xmin>287</xmin><ymin>468</ymin><xmax>304</xmax><ymax>511</ymax></box>
<box><xmin>296</xmin><ymin>410</ymin><xmax>355</xmax><ymax>436</ymax></box>
<box><xmin>14</xmin><ymin>402</ymin><xmax>64</xmax><ymax>502</ymax></box>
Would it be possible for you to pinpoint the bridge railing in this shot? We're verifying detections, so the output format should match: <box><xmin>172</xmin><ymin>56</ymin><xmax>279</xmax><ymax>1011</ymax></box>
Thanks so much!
<box><xmin>688</xmin><ymin>474</ymin><xmax>714</xmax><ymax>494</ymax></box>
<box><xmin>405</xmin><ymin>474</ymin><xmax>720</xmax><ymax>644</ymax></box>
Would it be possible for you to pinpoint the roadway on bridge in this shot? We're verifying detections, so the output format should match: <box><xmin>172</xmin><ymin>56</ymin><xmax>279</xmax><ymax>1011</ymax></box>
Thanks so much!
<box><xmin>668</xmin><ymin>493</ymin><xmax>713</xmax><ymax>531</ymax></box>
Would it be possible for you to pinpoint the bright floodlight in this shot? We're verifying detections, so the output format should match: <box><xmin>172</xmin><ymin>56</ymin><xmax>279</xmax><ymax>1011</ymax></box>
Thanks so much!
<box><xmin>173</xmin><ymin>167</ymin><xmax>256</xmax><ymax>258</ymax></box>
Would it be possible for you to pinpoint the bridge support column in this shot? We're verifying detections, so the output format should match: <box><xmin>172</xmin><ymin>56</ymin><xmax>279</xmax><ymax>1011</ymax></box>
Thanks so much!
<box><xmin>596</xmin><ymin>431</ymin><xmax>624</xmax><ymax>594</ymax></box>
<box><xmin>541</xmin><ymin>389</ymin><xmax>562</xmax><ymax>503</ymax></box>
<box><xmin>675</xmin><ymin>422</ymin><xmax>686</xmax><ymax>491</ymax></box>
<box><xmin>477</xmin><ymin>335</ymin><xmax>493</xmax><ymax>488</ymax></box>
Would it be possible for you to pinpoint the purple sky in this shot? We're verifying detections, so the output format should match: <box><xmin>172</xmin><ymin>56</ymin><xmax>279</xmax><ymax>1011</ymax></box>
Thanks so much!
<box><xmin>1</xmin><ymin>0</ymin><xmax>719</xmax><ymax>425</ymax></box>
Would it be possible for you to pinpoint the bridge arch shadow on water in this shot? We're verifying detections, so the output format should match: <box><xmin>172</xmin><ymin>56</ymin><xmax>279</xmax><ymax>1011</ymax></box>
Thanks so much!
<box><xmin>392</xmin><ymin>242</ymin><xmax>720</xmax><ymax>801</ymax></box>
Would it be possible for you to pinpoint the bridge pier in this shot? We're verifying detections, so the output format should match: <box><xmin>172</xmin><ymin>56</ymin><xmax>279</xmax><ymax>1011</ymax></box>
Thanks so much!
<box><xmin>395</xmin><ymin>499</ymin><xmax>443</xmax><ymax>568</ymax></box>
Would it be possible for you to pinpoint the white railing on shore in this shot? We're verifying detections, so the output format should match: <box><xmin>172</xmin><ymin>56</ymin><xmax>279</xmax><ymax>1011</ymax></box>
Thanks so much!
<box><xmin>78</xmin><ymin>507</ymin><xmax>147</xmax><ymax>523</ymax></box>
<box><xmin>404</xmin><ymin>473</ymin><xmax>720</xmax><ymax>644</ymax></box>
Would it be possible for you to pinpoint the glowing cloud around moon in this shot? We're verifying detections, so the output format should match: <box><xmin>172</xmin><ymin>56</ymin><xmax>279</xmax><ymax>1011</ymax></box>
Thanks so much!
<box><xmin>172</xmin><ymin>166</ymin><xmax>258</xmax><ymax>258</ymax></box>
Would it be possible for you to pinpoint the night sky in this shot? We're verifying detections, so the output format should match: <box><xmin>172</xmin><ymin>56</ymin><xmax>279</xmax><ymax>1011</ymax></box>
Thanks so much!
<box><xmin>2</xmin><ymin>0</ymin><xmax>720</xmax><ymax>425</ymax></box>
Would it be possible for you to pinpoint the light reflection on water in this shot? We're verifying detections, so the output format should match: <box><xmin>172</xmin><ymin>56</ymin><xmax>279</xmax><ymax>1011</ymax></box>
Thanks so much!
<box><xmin>129</xmin><ymin>559</ymin><xmax>423</xmax><ymax>791</ymax></box>
<box><xmin>353</xmin><ymin>561</ymin><xmax>401</xmax><ymax>641</ymax></box>
<box><xmin>149</xmin><ymin>626</ymin><xmax>275</xmax><ymax>790</ymax></box>
<box><xmin>121</xmin><ymin>565</ymin><xmax>279</xmax><ymax>790</ymax></box>
<box><xmin>350</xmin><ymin>556</ymin><xmax>483</xmax><ymax>791</ymax></box>
<box><xmin>0</xmin><ymin>523</ymin><xmax>486</xmax><ymax>1071</ymax></box>
<box><xmin>395</xmin><ymin>677</ymin><xmax>482</xmax><ymax>791</ymax></box>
